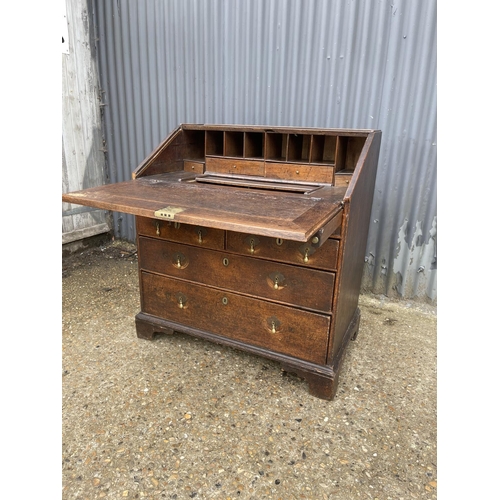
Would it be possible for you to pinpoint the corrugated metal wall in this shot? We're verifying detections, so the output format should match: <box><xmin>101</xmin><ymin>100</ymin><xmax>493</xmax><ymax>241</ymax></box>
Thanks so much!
<box><xmin>91</xmin><ymin>0</ymin><xmax>436</xmax><ymax>303</ymax></box>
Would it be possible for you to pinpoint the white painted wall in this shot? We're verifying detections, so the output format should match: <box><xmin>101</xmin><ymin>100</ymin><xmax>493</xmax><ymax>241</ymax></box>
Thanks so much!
<box><xmin>62</xmin><ymin>0</ymin><xmax>110</xmax><ymax>244</ymax></box>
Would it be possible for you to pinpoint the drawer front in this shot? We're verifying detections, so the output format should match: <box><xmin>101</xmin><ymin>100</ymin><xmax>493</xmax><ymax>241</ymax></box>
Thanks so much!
<box><xmin>139</xmin><ymin>237</ymin><xmax>335</xmax><ymax>313</ymax></box>
<box><xmin>205</xmin><ymin>157</ymin><xmax>265</xmax><ymax>176</ymax></box>
<box><xmin>334</xmin><ymin>173</ymin><xmax>352</xmax><ymax>187</ymax></box>
<box><xmin>226</xmin><ymin>231</ymin><xmax>340</xmax><ymax>271</ymax></box>
<box><xmin>141</xmin><ymin>271</ymin><xmax>330</xmax><ymax>364</ymax></box>
<box><xmin>183</xmin><ymin>160</ymin><xmax>205</xmax><ymax>173</ymax></box>
<box><xmin>136</xmin><ymin>216</ymin><xmax>224</xmax><ymax>250</ymax></box>
<box><xmin>265</xmin><ymin>162</ymin><xmax>334</xmax><ymax>184</ymax></box>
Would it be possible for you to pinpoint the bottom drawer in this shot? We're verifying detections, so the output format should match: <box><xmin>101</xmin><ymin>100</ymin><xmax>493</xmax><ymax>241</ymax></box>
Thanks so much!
<box><xmin>141</xmin><ymin>271</ymin><xmax>330</xmax><ymax>365</ymax></box>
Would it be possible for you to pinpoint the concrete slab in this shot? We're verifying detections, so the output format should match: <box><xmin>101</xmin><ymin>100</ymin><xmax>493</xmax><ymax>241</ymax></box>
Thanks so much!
<box><xmin>62</xmin><ymin>241</ymin><xmax>437</xmax><ymax>499</ymax></box>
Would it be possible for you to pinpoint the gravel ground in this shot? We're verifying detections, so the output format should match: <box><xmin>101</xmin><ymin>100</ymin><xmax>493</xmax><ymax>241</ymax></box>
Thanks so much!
<box><xmin>62</xmin><ymin>240</ymin><xmax>437</xmax><ymax>500</ymax></box>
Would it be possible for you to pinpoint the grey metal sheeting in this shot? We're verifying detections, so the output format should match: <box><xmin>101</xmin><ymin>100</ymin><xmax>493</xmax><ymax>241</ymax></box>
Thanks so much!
<box><xmin>92</xmin><ymin>0</ymin><xmax>437</xmax><ymax>302</ymax></box>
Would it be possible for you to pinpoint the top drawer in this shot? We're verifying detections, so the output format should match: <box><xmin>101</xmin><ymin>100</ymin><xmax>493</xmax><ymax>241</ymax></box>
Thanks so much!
<box><xmin>226</xmin><ymin>231</ymin><xmax>340</xmax><ymax>271</ymax></box>
<box><xmin>136</xmin><ymin>216</ymin><xmax>225</xmax><ymax>250</ymax></box>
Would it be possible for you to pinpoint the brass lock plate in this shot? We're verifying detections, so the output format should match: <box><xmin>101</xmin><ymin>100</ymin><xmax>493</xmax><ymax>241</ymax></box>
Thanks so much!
<box><xmin>154</xmin><ymin>206</ymin><xmax>185</xmax><ymax>219</ymax></box>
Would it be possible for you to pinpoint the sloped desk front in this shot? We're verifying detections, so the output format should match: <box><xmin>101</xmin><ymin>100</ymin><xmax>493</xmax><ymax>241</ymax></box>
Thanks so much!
<box><xmin>62</xmin><ymin>125</ymin><xmax>381</xmax><ymax>400</ymax></box>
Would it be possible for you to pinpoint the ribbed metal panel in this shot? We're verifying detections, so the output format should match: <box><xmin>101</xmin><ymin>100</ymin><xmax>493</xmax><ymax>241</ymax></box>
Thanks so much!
<box><xmin>91</xmin><ymin>0</ymin><xmax>437</xmax><ymax>302</ymax></box>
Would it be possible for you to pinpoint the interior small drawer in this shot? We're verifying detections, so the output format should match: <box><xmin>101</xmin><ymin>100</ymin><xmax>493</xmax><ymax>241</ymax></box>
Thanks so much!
<box><xmin>265</xmin><ymin>162</ymin><xmax>334</xmax><ymax>184</ymax></box>
<box><xmin>183</xmin><ymin>160</ymin><xmax>205</xmax><ymax>173</ymax></box>
<box><xmin>136</xmin><ymin>216</ymin><xmax>224</xmax><ymax>250</ymax></box>
<box><xmin>226</xmin><ymin>231</ymin><xmax>340</xmax><ymax>271</ymax></box>
<box><xmin>205</xmin><ymin>157</ymin><xmax>265</xmax><ymax>176</ymax></box>
<box><xmin>139</xmin><ymin>237</ymin><xmax>335</xmax><ymax>313</ymax></box>
<box><xmin>334</xmin><ymin>172</ymin><xmax>353</xmax><ymax>187</ymax></box>
<box><xmin>140</xmin><ymin>271</ymin><xmax>330</xmax><ymax>365</ymax></box>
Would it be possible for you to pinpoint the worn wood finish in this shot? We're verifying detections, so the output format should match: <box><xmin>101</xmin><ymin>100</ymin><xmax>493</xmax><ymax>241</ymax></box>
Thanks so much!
<box><xmin>205</xmin><ymin>157</ymin><xmax>265</xmax><ymax>176</ymax></box>
<box><xmin>133</xmin><ymin>126</ymin><xmax>183</xmax><ymax>178</ymax></box>
<box><xmin>183</xmin><ymin>160</ymin><xmax>205</xmax><ymax>173</ymax></box>
<box><xmin>62</xmin><ymin>171</ymin><xmax>346</xmax><ymax>242</ymax></box>
<box><xmin>334</xmin><ymin>173</ymin><xmax>352</xmax><ymax>187</ymax></box>
<box><xmin>328</xmin><ymin>132</ymin><xmax>382</xmax><ymax>363</ymax></box>
<box><xmin>62</xmin><ymin>124</ymin><xmax>381</xmax><ymax>400</ymax></box>
<box><xmin>136</xmin><ymin>216</ymin><xmax>225</xmax><ymax>250</ymax></box>
<box><xmin>226</xmin><ymin>232</ymin><xmax>339</xmax><ymax>271</ymax></box>
<box><xmin>265</xmin><ymin>162</ymin><xmax>334</xmax><ymax>184</ymax></box>
<box><xmin>141</xmin><ymin>271</ymin><xmax>330</xmax><ymax>365</ymax></box>
<box><xmin>139</xmin><ymin>236</ymin><xmax>335</xmax><ymax>313</ymax></box>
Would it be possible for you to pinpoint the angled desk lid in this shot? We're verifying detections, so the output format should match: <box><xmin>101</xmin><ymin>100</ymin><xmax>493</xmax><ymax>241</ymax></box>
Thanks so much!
<box><xmin>62</xmin><ymin>171</ymin><xmax>346</xmax><ymax>242</ymax></box>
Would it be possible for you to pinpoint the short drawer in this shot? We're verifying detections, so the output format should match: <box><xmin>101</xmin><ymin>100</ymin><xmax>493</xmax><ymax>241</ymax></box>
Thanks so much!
<box><xmin>205</xmin><ymin>157</ymin><xmax>265</xmax><ymax>176</ymax></box>
<box><xmin>136</xmin><ymin>216</ymin><xmax>225</xmax><ymax>250</ymax></box>
<box><xmin>226</xmin><ymin>231</ymin><xmax>340</xmax><ymax>271</ymax></box>
<box><xmin>141</xmin><ymin>271</ymin><xmax>330</xmax><ymax>365</ymax></box>
<box><xmin>183</xmin><ymin>160</ymin><xmax>205</xmax><ymax>173</ymax></box>
<box><xmin>334</xmin><ymin>173</ymin><xmax>353</xmax><ymax>187</ymax></box>
<box><xmin>139</xmin><ymin>237</ymin><xmax>335</xmax><ymax>313</ymax></box>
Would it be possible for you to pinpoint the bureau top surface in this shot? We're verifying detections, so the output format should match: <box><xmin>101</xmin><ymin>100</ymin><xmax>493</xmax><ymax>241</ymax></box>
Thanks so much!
<box><xmin>63</xmin><ymin>171</ymin><xmax>346</xmax><ymax>242</ymax></box>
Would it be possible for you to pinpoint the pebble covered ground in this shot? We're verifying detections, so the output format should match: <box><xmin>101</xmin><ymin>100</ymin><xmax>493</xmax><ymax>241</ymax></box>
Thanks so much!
<box><xmin>62</xmin><ymin>240</ymin><xmax>437</xmax><ymax>500</ymax></box>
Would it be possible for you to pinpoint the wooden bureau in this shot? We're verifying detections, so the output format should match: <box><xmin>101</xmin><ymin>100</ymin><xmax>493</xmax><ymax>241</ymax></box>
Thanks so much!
<box><xmin>62</xmin><ymin>124</ymin><xmax>381</xmax><ymax>400</ymax></box>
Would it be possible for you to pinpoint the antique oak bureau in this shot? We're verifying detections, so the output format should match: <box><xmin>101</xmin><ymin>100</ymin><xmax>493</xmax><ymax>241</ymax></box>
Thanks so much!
<box><xmin>63</xmin><ymin>124</ymin><xmax>381</xmax><ymax>400</ymax></box>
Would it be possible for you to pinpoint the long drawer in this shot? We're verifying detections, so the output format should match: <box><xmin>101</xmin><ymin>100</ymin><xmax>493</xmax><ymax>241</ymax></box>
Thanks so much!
<box><xmin>140</xmin><ymin>271</ymin><xmax>330</xmax><ymax>364</ymax></box>
<box><xmin>139</xmin><ymin>236</ymin><xmax>335</xmax><ymax>313</ymax></box>
<box><xmin>226</xmin><ymin>231</ymin><xmax>340</xmax><ymax>271</ymax></box>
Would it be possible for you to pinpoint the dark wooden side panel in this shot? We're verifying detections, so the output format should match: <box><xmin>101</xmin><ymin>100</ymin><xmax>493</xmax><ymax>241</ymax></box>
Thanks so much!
<box><xmin>133</xmin><ymin>126</ymin><xmax>184</xmax><ymax>178</ymax></box>
<box><xmin>328</xmin><ymin>131</ymin><xmax>381</xmax><ymax>363</ymax></box>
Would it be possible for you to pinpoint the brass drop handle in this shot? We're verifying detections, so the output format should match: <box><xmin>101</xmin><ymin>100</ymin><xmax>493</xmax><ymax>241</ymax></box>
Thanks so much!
<box><xmin>176</xmin><ymin>292</ymin><xmax>187</xmax><ymax>309</ymax></box>
<box><xmin>245</xmin><ymin>235</ymin><xmax>260</xmax><ymax>254</ymax></box>
<box><xmin>299</xmin><ymin>243</ymin><xmax>316</xmax><ymax>263</ymax></box>
<box><xmin>198</xmin><ymin>229</ymin><xmax>203</xmax><ymax>243</ymax></box>
<box><xmin>172</xmin><ymin>252</ymin><xmax>188</xmax><ymax>269</ymax></box>
<box><xmin>156</xmin><ymin>222</ymin><xmax>160</xmax><ymax>236</ymax></box>
<box><xmin>268</xmin><ymin>272</ymin><xmax>285</xmax><ymax>290</ymax></box>
<box><xmin>303</xmin><ymin>247</ymin><xmax>310</xmax><ymax>263</ymax></box>
<box><xmin>267</xmin><ymin>316</ymin><xmax>281</xmax><ymax>334</ymax></box>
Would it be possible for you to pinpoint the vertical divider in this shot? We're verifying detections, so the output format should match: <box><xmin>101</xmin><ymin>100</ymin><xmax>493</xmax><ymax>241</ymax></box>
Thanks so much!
<box><xmin>335</xmin><ymin>136</ymin><xmax>348</xmax><ymax>171</ymax></box>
